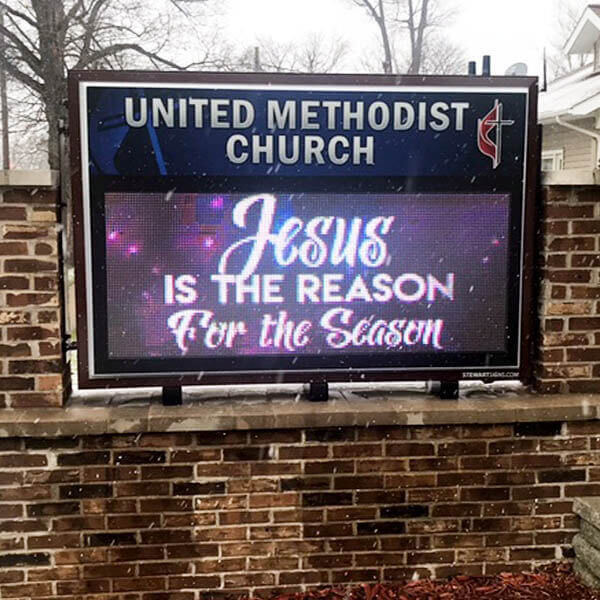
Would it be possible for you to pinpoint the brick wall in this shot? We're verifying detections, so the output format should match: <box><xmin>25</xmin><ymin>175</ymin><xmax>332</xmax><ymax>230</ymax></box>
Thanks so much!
<box><xmin>2</xmin><ymin>178</ymin><xmax>600</xmax><ymax>598</ymax></box>
<box><xmin>0</xmin><ymin>421</ymin><xmax>597</xmax><ymax>599</ymax></box>
<box><xmin>0</xmin><ymin>183</ymin><xmax>66</xmax><ymax>408</ymax></box>
<box><xmin>536</xmin><ymin>186</ymin><xmax>600</xmax><ymax>393</ymax></box>
<box><xmin>2</xmin><ymin>179</ymin><xmax>600</xmax><ymax>400</ymax></box>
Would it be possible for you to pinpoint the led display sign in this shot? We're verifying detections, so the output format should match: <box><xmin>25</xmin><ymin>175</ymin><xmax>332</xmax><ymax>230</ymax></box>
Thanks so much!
<box><xmin>69</xmin><ymin>71</ymin><xmax>538</xmax><ymax>387</ymax></box>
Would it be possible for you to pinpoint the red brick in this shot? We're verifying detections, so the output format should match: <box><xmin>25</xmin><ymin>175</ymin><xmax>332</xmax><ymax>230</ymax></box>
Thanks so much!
<box><xmin>486</xmin><ymin>471</ymin><xmax>534</xmax><ymax>486</ymax></box>
<box><xmin>457</xmin><ymin>547</ymin><xmax>507</xmax><ymax>562</ymax></box>
<box><xmin>0</xmin><ymin>454</ymin><xmax>47</xmax><ymax>467</ymax></box>
<box><xmin>483</xmin><ymin>502</ymin><xmax>533</xmax><ymax>516</ymax></box>
<box><xmin>386</xmin><ymin>442</ymin><xmax>434</xmax><ymax>456</ymax></box>
<box><xmin>408</xmin><ymin>488</ymin><xmax>459</xmax><ymax>503</ymax></box>
<box><xmin>165</xmin><ymin>544</ymin><xmax>219</xmax><ymax>559</ymax></box>
<box><xmin>334</xmin><ymin>475</ymin><xmax>383</xmax><ymax>489</ymax></box>
<box><xmin>0</xmin><ymin>343</ymin><xmax>30</xmax><ymax>357</ymax></box>
<box><xmin>6</xmin><ymin>327</ymin><xmax>58</xmax><ymax>341</ymax></box>
<box><xmin>0</xmin><ymin>583</ymin><xmax>52</xmax><ymax>598</ymax></box>
<box><xmin>544</xmin><ymin>253</ymin><xmax>567</xmax><ymax>267</ymax></box>
<box><xmin>9</xmin><ymin>358</ymin><xmax>61</xmax><ymax>373</ymax></box>
<box><xmin>437</xmin><ymin>441</ymin><xmax>486</xmax><ymax>456</ymax></box>
<box><xmin>5</xmin><ymin>293</ymin><xmax>56</xmax><ymax>307</ymax></box>
<box><xmin>4</xmin><ymin>259</ymin><xmax>56</xmax><ymax>273</ymax></box>
<box><xmin>34</xmin><ymin>276</ymin><xmax>58</xmax><ymax>291</ymax></box>
<box><xmin>510</xmin><ymin>546</ymin><xmax>557</xmax><ymax>561</ymax></box>
<box><xmin>572</xmin><ymin>287</ymin><xmax>600</xmax><ymax>299</ymax></box>
<box><xmin>573</xmin><ymin>220</ymin><xmax>600</xmax><ymax>234</ymax></box>
<box><xmin>461</xmin><ymin>456</ymin><xmax>511</xmax><ymax>470</ymax></box>
<box><xmin>332</xmin><ymin>444</ymin><xmax>381</xmax><ymax>458</ymax></box>
<box><xmin>273</xmin><ymin>508</ymin><xmax>323</xmax><ymax>523</ymax></box>
<box><xmin>432</xmin><ymin>504</ymin><xmax>481</xmax><ymax>518</ymax></box>
<box><xmin>569</xmin><ymin>380</ymin><xmax>600</xmax><ymax>393</ymax></box>
<box><xmin>34</xmin><ymin>242</ymin><xmax>53</xmax><ymax>255</ymax></box>
<box><xmin>3</xmin><ymin>189</ymin><xmax>57</xmax><ymax>204</ymax></box>
<box><xmin>0</xmin><ymin>572</ymin><xmax>24</xmax><ymax>585</ymax></box>
<box><xmin>113</xmin><ymin>577</ymin><xmax>166</xmax><ymax>592</ymax></box>
<box><xmin>385</xmin><ymin>473</ymin><xmax>436</xmax><ymax>488</ymax></box>
<box><xmin>356</xmin><ymin>458</ymin><xmax>407</xmax><ymax>472</ymax></box>
<box><xmin>0</xmin><ymin>376</ymin><xmax>34</xmax><ymax>391</ymax></box>
<box><xmin>0</xmin><ymin>276</ymin><xmax>29</xmax><ymax>290</ymax></box>
<box><xmin>548</xmin><ymin>269</ymin><xmax>591</xmax><ymax>283</ymax></box>
<box><xmin>331</xmin><ymin>569</ymin><xmax>379</xmax><ymax>583</ymax></box>
<box><xmin>305</xmin><ymin>460</ymin><xmax>354</xmax><ymax>474</ymax></box>
<box><xmin>167</xmin><ymin>575</ymin><xmax>221</xmax><ymax>589</ymax></box>
<box><xmin>544</xmin><ymin>204</ymin><xmax>594</xmax><ymax>219</ymax></box>
<box><xmin>409</xmin><ymin>457</ymin><xmax>458</xmax><ymax>471</ymax></box>
<box><xmin>460</xmin><ymin>487</ymin><xmax>509</xmax><ymax>502</ymax></box>
<box><xmin>0</xmin><ymin>206</ymin><xmax>26</xmax><ymax>220</ymax></box>
<box><xmin>0</xmin><ymin>242</ymin><xmax>27</xmax><ymax>255</ymax></box>
<box><xmin>279</xmin><ymin>445</ymin><xmax>328</xmax><ymax>459</ymax></box>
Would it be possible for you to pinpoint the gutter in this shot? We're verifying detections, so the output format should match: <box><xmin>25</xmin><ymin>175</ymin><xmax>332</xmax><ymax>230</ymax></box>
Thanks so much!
<box><xmin>555</xmin><ymin>115</ymin><xmax>600</xmax><ymax>168</ymax></box>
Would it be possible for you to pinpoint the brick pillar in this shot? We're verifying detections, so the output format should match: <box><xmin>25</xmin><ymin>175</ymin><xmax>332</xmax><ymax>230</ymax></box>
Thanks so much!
<box><xmin>0</xmin><ymin>173</ymin><xmax>68</xmax><ymax>407</ymax></box>
<box><xmin>535</xmin><ymin>186</ymin><xmax>600</xmax><ymax>393</ymax></box>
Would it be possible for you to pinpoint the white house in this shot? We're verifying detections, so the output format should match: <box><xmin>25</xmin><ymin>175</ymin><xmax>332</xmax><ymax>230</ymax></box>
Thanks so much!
<box><xmin>539</xmin><ymin>4</ymin><xmax>600</xmax><ymax>184</ymax></box>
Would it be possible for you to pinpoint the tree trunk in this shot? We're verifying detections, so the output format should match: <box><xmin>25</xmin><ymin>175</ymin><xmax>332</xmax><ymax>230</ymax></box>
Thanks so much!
<box><xmin>32</xmin><ymin>0</ymin><xmax>67</xmax><ymax>169</ymax></box>
<box><xmin>377</xmin><ymin>0</ymin><xmax>394</xmax><ymax>74</ymax></box>
<box><xmin>407</xmin><ymin>0</ymin><xmax>429</xmax><ymax>74</ymax></box>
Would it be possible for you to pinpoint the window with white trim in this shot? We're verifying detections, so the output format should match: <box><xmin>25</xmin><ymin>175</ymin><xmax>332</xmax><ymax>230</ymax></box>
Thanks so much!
<box><xmin>541</xmin><ymin>149</ymin><xmax>564</xmax><ymax>172</ymax></box>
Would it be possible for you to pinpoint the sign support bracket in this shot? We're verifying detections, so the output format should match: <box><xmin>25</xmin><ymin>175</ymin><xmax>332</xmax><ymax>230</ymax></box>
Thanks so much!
<box><xmin>439</xmin><ymin>381</ymin><xmax>459</xmax><ymax>400</ymax></box>
<box><xmin>306</xmin><ymin>381</ymin><xmax>329</xmax><ymax>402</ymax></box>
<box><xmin>162</xmin><ymin>386</ymin><xmax>182</xmax><ymax>406</ymax></box>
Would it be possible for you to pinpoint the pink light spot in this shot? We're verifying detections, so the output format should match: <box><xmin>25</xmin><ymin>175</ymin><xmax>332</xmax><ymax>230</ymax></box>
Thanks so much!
<box><xmin>211</xmin><ymin>196</ymin><xmax>224</xmax><ymax>209</ymax></box>
<box><xmin>203</xmin><ymin>236</ymin><xmax>215</xmax><ymax>249</ymax></box>
<box><xmin>127</xmin><ymin>244</ymin><xmax>139</xmax><ymax>255</ymax></box>
<box><xmin>492</xmin><ymin>239</ymin><xmax>500</xmax><ymax>246</ymax></box>
<box><xmin>108</xmin><ymin>230</ymin><xmax>119</xmax><ymax>241</ymax></box>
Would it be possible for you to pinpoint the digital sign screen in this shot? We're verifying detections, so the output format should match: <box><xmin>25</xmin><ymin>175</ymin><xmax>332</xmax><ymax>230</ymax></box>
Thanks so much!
<box><xmin>69</xmin><ymin>71</ymin><xmax>537</xmax><ymax>386</ymax></box>
<box><xmin>104</xmin><ymin>192</ymin><xmax>510</xmax><ymax>360</ymax></box>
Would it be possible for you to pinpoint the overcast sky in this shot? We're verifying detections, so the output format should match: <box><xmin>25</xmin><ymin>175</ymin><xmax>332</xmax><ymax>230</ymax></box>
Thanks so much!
<box><xmin>221</xmin><ymin>0</ymin><xmax>588</xmax><ymax>77</ymax></box>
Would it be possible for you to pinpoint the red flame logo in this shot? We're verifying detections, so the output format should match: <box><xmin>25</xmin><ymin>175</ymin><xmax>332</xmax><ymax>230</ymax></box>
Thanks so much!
<box><xmin>477</xmin><ymin>100</ymin><xmax>514</xmax><ymax>169</ymax></box>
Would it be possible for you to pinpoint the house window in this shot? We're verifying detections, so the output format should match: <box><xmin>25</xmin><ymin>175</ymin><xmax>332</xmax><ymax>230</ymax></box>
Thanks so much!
<box><xmin>541</xmin><ymin>149</ymin><xmax>564</xmax><ymax>172</ymax></box>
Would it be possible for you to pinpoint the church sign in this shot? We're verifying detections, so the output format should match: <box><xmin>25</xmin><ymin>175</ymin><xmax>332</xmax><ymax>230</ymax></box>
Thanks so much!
<box><xmin>68</xmin><ymin>71</ymin><xmax>538</xmax><ymax>388</ymax></box>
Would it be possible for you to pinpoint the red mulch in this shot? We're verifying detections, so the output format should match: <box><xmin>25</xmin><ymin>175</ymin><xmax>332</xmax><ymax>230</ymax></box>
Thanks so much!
<box><xmin>244</xmin><ymin>564</ymin><xmax>600</xmax><ymax>600</ymax></box>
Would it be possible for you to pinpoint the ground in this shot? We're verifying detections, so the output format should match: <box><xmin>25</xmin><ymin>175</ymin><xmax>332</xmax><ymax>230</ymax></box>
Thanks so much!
<box><xmin>244</xmin><ymin>564</ymin><xmax>600</xmax><ymax>600</ymax></box>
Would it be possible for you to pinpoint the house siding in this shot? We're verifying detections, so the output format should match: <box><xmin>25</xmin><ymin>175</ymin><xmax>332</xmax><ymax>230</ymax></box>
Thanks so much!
<box><xmin>542</xmin><ymin>118</ymin><xmax>596</xmax><ymax>171</ymax></box>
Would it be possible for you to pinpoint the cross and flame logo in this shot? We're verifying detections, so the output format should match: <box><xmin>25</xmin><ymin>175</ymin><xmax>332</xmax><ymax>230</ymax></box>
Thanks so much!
<box><xmin>477</xmin><ymin>99</ymin><xmax>515</xmax><ymax>169</ymax></box>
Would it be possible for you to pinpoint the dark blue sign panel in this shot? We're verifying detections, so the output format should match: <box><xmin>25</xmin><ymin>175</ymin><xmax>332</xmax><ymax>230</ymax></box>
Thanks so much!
<box><xmin>86</xmin><ymin>85</ymin><xmax>527</xmax><ymax>178</ymax></box>
<box><xmin>69</xmin><ymin>72</ymin><xmax>537</xmax><ymax>387</ymax></box>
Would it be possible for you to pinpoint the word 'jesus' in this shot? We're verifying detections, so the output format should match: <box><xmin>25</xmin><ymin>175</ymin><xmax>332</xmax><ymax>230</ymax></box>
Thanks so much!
<box><xmin>218</xmin><ymin>194</ymin><xmax>394</xmax><ymax>278</ymax></box>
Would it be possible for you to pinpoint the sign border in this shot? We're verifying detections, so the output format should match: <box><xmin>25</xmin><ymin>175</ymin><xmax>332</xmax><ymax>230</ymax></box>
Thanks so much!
<box><xmin>68</xmin><ymin>70</ymin><xmax>539</xmax><ymax>388</ymax></box>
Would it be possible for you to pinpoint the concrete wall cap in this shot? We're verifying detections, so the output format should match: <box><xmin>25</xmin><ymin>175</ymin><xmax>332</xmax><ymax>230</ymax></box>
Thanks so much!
<box><xmin>0</xmin><ymin>390</ymin><xmax>598</xmax><ymax>437</ymax></box>
<box><xmin>0</xmin><ymin>169</ymin><xmax>59</xmax><ymax>189</ymax></box>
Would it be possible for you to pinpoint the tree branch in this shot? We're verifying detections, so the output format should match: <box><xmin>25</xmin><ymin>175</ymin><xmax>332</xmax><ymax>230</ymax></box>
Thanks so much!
<box><xmin>0</xmin><ymin>23</ymin><xmax>42</xmax><ymax>77</ymax></box>
<box><xmin>75</xmin><ymin>42</ymin><xmax>186</xmax><ymax>70</ymax></box>
<box><xmin>0</xmin><ymin>1</ymin><xmax>38</xmax><ymax>29</ymax></box>
<box><xmin>0</xmin><ymin>54</ymin><xmax>43</xmax><ymax>94</ymax></box>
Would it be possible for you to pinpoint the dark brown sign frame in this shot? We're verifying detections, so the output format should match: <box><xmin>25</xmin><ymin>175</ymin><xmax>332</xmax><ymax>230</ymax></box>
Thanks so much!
<box><xmin>68</xmin><ymin>70</ymin><xmax>539</xmax><ymax>389</ymax></box>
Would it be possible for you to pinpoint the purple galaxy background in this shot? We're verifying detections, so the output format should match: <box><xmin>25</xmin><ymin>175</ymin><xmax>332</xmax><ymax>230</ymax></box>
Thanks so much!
<box><xmin>105</xmin><ymin>192</ymin><xmax>510</xmax><ymax>359</ymax></box>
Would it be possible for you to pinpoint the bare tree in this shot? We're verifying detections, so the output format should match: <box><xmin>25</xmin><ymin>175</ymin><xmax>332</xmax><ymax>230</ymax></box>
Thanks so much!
<box><xmin>349</xmin><ymin>0</ymin><xmax>459</xmax><ymax>75</ymax></box>
<box><xmin>419</xmin><ymin>33</ymin><xmax>465</xmax><ymax>75</ymax></box>
<box><xmin>548</xmin><ymin>0</ymin><xmax>590</xmax><ymax>79</ymax></box>
<box><xmin>0</xmin><ymin>0</ymin><xmax>215</xmax><ymax>169</ymax></box>
<box><xmin>238</xmin><ymin>34</ymin><xmax>349</xmax><ymax>73</ymax></box>
<box><xmin>403</xmin><ymin>0</ymin><xmax>429</xmax><ymax>74</ymax></box>
<box><xmin>349</xmin><ymin>0</ymin><xmax>394</xmax><ymax>73</ymax></box>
